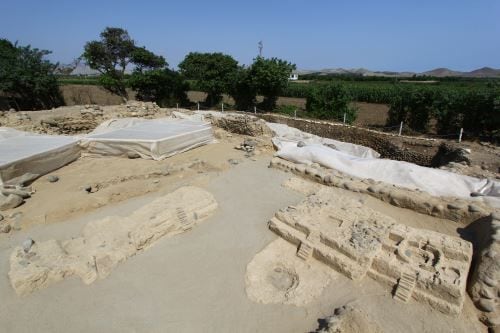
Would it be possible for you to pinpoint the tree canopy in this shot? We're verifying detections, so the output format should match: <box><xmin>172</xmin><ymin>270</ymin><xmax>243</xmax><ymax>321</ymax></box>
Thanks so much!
<box><xmin>83</xmin><ymin>27</ymin><xmax>168</xmax><ymax>99</ymax></box>
<box><xmin>0</xmin><ymin>38</ymin><xmax>61</xmax><ymax>110</ymax></box>
<box><xmin>179</xmin><ymin>52</ymin><xmax>238</xmax><ymax>106</ymax></box>
<box><xmin>247</xmin><ymin>57</ymin><xmax>296</xmax><ymax>110</ymax></box>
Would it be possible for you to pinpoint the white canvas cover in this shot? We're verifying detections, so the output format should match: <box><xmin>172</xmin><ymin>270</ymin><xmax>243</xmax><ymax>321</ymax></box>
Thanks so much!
<box><xmin>0</xmin><ymin>128</ymin><xmax>80</xmax><ymax>185</ymax></box>
<box><xmin>267</xmin><ymin>122</ymin><xmax>380</xmax><ymax>159</ymax></box>
<box><xmin>80</xmin><ymin>118</ymin><xmax>214</xmax><ymax>160</ymax></box>
<box><xmin>271</xmin><ymin>124</ymin><xmax>500</xmax><ymax>207</ymax></box>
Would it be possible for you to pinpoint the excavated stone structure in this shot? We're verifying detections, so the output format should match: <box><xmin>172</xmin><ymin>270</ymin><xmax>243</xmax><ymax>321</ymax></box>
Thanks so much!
<box><xmin>269</xmin><ymin>187</ymin><xmax>473</xmax><ymax>316</ymax></box>
<box><xmin>270</xmin><ymin>157</ymin><xmax>493</xmax><ymax>224</ymax></box>
<box><xmin>9</xmin><ymin>186</ymin><xmax>217</xmax><ymax>296</ymax></box>
<box><xmin>468</xmin><ymin>213</ymin><xmax>500</xmax><ymax>328</ymax></box>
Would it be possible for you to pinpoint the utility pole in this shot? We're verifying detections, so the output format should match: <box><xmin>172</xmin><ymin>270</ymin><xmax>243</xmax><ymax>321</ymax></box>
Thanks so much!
<box><xmin>258</xmin><ymin>41</ymin><xmax>263</xmax><ymax>57</ymax></box>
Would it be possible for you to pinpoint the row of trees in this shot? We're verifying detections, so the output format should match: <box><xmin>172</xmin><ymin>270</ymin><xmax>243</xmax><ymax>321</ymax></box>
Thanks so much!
<box><xmin>82</xmin><ymin>27</ymin><xmax>296</xmax><ymax>110</ymax></box>
<box><xmin>1</xmin><ymin>27</ymin><xmax>296</xmax><ymax>111</ymax></box>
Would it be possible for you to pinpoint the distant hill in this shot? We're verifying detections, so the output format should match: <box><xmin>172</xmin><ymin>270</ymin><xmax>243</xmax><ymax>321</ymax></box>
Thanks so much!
<box><xmin>297</xmin><ymin>67</ymin><xmax>500</xmax><ymax>78</ymax></box>
<box><xmin>421</xmin><ymin>68</ymin><xmax>462</xmax><ymax>77</ymax></box>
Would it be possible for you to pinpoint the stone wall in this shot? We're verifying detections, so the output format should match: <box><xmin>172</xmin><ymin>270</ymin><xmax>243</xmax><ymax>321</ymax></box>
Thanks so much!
<box><xmin>259</xmin><ymin>114</ymin><xmax>467</xmax><ymax>168</ymax></box>
<box><xmin>468</xmin><ymin>213</ymin><xmax>500</xmax><ymax>329</ymax></box>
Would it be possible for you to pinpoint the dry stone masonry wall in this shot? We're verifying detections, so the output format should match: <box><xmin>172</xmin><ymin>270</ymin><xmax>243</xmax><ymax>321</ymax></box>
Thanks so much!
<box><xmin>270</xmin><ymin>157</ymin><xmax>494</xmax><ymax>224</ymax></box>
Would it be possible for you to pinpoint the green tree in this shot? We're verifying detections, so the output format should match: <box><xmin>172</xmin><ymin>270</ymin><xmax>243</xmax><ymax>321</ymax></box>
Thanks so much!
<box><xmin>129</xmin><ymin>69</ymin><xmax>189</xmax><ymax>107</ymax></box>
<box><xmin>248</xmin><ymin>57</ymin><xmax>296</xmax><ymax>111</ymax></box>
<box><xmin>306</xmin><ymin>83</ymin><xmax>357</xmax><ymax>123</ymax></box>
<box><xmin>0</xmin><ymin>38</ymin><xmax>62</xmax><ymax>110</ymax></box>
<box><xmin>83</xmin><ymin>27</ymin><xmax>167</xmax><ymax>100</ymax></box>
<box><xmin>229</xmin><ymin>67</ymin><xmax>257</xmax><ymax>111</ymax></box>
<box><xmin>178</xmin><ymin>52</ymin><xmax>238</xmax><ymax>106</ymax></box>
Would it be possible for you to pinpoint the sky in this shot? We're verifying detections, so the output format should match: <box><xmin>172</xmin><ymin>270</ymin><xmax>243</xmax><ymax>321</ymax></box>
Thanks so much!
<box><xmin>1</xmin><ymin>0</ymin><xmax>499</xmax><ymax>72</ymax></box>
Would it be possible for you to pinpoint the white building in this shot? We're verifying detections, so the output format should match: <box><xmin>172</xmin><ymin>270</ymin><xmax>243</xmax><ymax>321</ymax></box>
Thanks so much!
<box><xmin>289</xmin><ymin>71</ymin><xmax>299</xmax><ymax>81</ymax></box>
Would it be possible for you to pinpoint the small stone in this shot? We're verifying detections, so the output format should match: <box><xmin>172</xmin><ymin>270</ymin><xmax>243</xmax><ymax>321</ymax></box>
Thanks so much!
<box><xmin>0</xmin><ymin>222</ymin><xmax>11</xmax><ymax>233</ymax></box>
<box><xmin>228</xmin><ymin>159</ymin><xmax>239</xmax><ymax>165</ymax></box>
<box><xmin>334</xmin><ymin>306</ymin><xmax>346</xmax><ymax>316</ymax></box>
<box><xmin>22</xmin><ymin>238</ymin><xmax>34</xmax><ymax>253</ymax></box>
<box><xmin>83</xmin><ymin>185</ymin><xmax>92</xmax><ymax>193</ymax></box>
<box><xmin>127</xmin><ymin>152</ymin><xmax>141</xmax><ymax>159</ymax></box>
<box><xmin>485</xmin><ymin>316</ymin><xmax>500</xmax><ymax>327</ymax></box>
<box><xmin>243</xmin><ymin>138</ymin><xmax>257</xmax><ymax>147</ymax></box>
<box><xmin>47</xmin><ymin>175</ymin><xmax>59</xmax><ymax>183</ymax></box>
<box><xmin>447</xmin><ymin>202</ymin><xmax>464</xmax><ymax>210</ymax></box>
<box><xmin>0</xmin><ymin>194</ymin><xmax>24</xmax><ymax>211</ymax></box>
<box><xmin>297</xmin><ymin>141</ymin><xmax>306</xmax><ymax>147</ymax></box>
<box><xmin>482</xmin><ymin>275</ymin><xmax>498</xmax><ymax>288</ymax></box>
<box><xmin>468</xmin><ymin>204</ymin><xmax>482</xmax><ymax>213</ymax></box>
<box><xmin>480</xmin><ymin>287</ymin><xmax>496</xmax><ymax>299</ymax></box>
<box><xmin>1</xmin><ymin>188</ymin><xmax>31</xmax><ymax>199</ymax></box>
<box><xmin>477</xmin><ymin>298</ymin><xmax>495</xmax><ymax>312</ymax></box>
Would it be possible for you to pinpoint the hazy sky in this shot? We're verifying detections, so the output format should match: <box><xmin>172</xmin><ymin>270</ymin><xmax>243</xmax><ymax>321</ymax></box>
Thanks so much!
<box><xmin>1</xmin><ymin>0</ymin><xmax>499</xmax><ymax>71</ymax></box>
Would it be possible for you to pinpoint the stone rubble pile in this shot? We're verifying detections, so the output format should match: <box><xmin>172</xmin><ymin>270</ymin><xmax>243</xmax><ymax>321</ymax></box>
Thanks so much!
<box><xmin>122</xmin><ymin>101</ymin><xmax>161</xmax><ymax>117</ymax></box>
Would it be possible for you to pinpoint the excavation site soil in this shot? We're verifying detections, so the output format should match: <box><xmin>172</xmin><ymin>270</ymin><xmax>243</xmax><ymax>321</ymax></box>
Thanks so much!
<box><xmin>0</xmin><ymin>102</ymin><xmax>499</xmax><ymax>333</ymax></box>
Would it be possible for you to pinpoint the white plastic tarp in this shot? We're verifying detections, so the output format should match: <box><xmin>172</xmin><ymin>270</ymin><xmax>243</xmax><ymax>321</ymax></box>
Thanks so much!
<box><xmin>272</xmin><ymin>124</ymin><xmax>500</xmax><ymax>206</ymax></box>
<box><xmin>267</xmin><ymin>122</ymin><xmax>380</xmax><ymax>159</ymax></box>
<box><xmin>81</xmin><ymin>118</ymin><xmax>214</xmax><ymax>160</ymax></box>
<box><xmin>0</xmin><ymin>127</ymin><xmax>80</xmax><ymax>185</ymax></box>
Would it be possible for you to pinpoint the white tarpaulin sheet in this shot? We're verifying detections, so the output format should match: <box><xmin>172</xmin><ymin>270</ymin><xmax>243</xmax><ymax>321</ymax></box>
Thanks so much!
<box><xmin>81</xmin><ymin>118</ymin><xmax>214</xmax><ymax>160</ymax></box>
<box><xmin>271</xmin><ymin>124</ymin><xmax>500</xmax><ymax>205</ymax></box>
<box><xmin>267</xmin><ymin>122</ymin><xmax>380</xmax><ymax>159</ymax></box>
<box><xmin>0</xmin><ymin>127</ymin><xmax>80</xmax><ymax>185</ymax></box>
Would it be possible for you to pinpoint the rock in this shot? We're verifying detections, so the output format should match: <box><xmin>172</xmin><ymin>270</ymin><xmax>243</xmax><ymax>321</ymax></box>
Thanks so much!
<box><xmin>483</xmin><ymin>275</ymin><xmax>498</xmax><ymax>288</ymax></box>
<box><xmin>468</xmin><ymin>204</ymin><xmax>482</xmax><ymax>213</ymax></box>
<box><xmin>127</xmin><ymin>152</ymin><xmax>141</xmax><ymax>159</ymax></box>
<box><xmin>480</xmin><ymin>287</ymin><xmax>496</xmax><ymax>299</ymax></box>
<box><xmin>0</xmin><ymin>222</ymin><xmax>11</xmax><ymax>233</ymax></box>
<box><xmin>47</xmin><ymin>175</ymin><xmax>59</xmax><ymax>183</ymax></box>
<box><xmin>244</xmin><ymin>138</ymin><xmax>257</xmax><ymax>147</ymax></box>
<box><xmin>486</xmin><ymin>316</ymin><xmax>500</xmax><ymax>327</ymax></box>
<box><xmin>478</xmin><ymin>298</ymin><xmax>496</xmax><ymax>312</ymax></box>
<box><xmin>228</xmin><ymin>159</ymin><xmax>239</xmax><ymax>165</ymax></box>
<box><xmin>83</xmin><ymin>185</ymin><xmax>92</xmax><ymax>193</ymax></box>
<box><xmin>6</xmin><ymin>173</ymin><xmax>39</xmax><ymax>187</ymax></box>
<box><xmin>1</xmin><ymin>188</ymin><xmax>31</xmax><ymax>199</ymax></box>
<box><xmin>0</xmin><ymin>214</ymin><xmax>3</xmax><ymax>222</ymax></box>
<box><xmin>471</xmin><ymin>192</ymin><xmax>485</xmax><ymax>197</ymax></box>
<box><xmin>0</xmin><ymin>194</ymin><xmax>24</xmax><ymax>211</ymax></box>
<box><xmin>297</xmin><ymin>141</ymin><xmax>306</xmax><ymax>147</ymax></box>
<box><xmin>22</xmin><ymin>238</ymin><xmax>34</xmax><ymax>253</ymax></box>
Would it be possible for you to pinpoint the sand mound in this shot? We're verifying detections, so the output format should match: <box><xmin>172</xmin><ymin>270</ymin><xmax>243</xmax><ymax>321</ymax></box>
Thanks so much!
<box><xmin>9</xmin><ymin>186</ymin><xmax>217</xmax><ymax>296</ymax></box>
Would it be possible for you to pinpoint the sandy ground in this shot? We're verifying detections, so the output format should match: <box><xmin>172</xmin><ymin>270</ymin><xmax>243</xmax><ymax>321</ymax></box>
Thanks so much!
<box><xmin>0</xmin><ymin>153</ymin><xmax>485</xmax><ymax>332</ymax></box>
<box><xmin>0</xmin><ymin>108</ymin><xmax>491</xmax><ymax>332</ymax></box>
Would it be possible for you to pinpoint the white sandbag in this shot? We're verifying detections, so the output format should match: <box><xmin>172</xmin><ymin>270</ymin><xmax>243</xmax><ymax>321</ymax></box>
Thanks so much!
<box><xmin>276</xmin><ymin>141</ymin><xmax>500</xmax><ymax>204</ymax></box>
